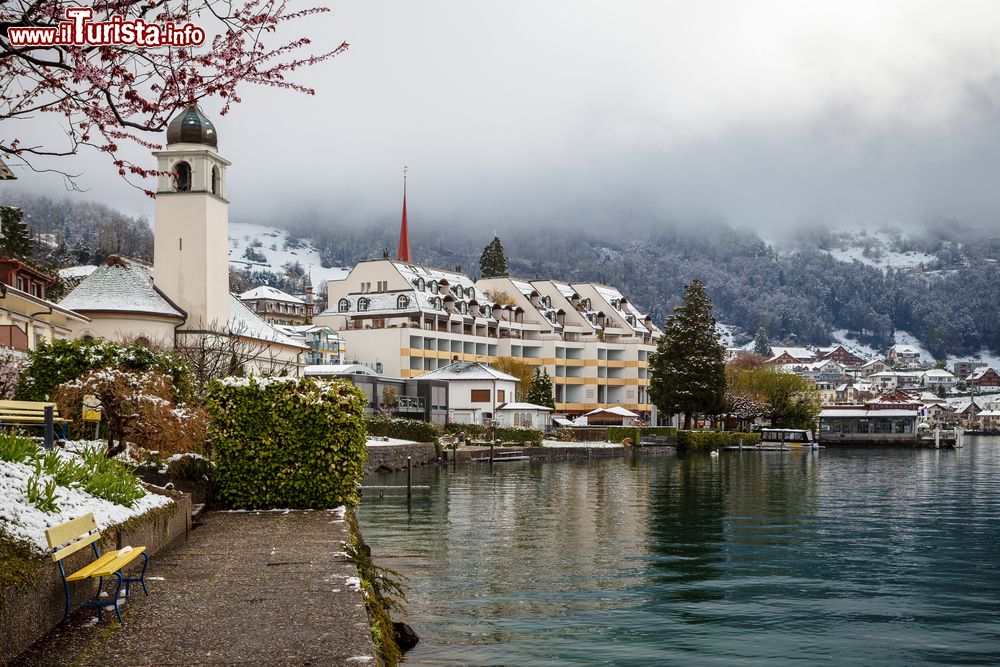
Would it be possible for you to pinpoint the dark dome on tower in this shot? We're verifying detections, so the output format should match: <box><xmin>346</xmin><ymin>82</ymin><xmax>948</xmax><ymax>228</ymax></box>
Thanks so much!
<box><xmin>166</xmin><ymin>105</ymin><xmax>218</xmax><ymax>147</ymax></box>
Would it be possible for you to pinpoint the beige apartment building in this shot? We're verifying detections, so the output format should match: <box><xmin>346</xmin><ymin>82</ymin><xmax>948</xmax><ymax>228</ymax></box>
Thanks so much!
<box><xmin>314</xmin><ymin>259</ymin><xmax>662</xmax><ymax>419</ymax></box>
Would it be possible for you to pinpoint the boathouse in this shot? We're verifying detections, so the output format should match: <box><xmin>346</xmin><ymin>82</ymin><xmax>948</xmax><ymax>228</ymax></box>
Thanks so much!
<box><xmin>818</xmin><ymin>393</ymin><xmax>920</xmax><ymax>444</ymax></box>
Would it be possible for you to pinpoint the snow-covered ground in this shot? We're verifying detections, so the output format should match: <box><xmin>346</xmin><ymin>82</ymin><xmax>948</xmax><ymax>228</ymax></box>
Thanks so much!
<box><xmin>825</xmin><ymin>231</ymin><xmax>936</xmax><ymax>272</ymax></box>
<box><xmin>366</xmin><ymin>437</ymin><xmax>418</xmax><ymax>447</ymax></box>
<box><xmin>830</xmin><ymin>329</ymin><xmax>882</xmax><ymax>361</ymax></box>
<box><xmin>716</xmin><ymin>322</ymin><xmax>745</xmax><ymax>348</ymax></box>
<box><xmin>0</xmin><ymin>451</ymin><xmax>172</xmax><ymax>556</ymax></box>
<box><xmin>948</xmin><ymin>351</ymin><xmax>1000</xmax><ymax>372</ymax></box>
<box><xmin>893</xmin><ymin>330</ymin><xmax>936</xmax><ymax>364</ymax></box>
<box><xmin>58</xmin><ymin>265</ymin><xmax>98</xmax><ymax>280</ymax></box>
<box><xmin>228</xmin><ymin>221</ymin><xmax>351</xmax><ymax>286</ymax></box>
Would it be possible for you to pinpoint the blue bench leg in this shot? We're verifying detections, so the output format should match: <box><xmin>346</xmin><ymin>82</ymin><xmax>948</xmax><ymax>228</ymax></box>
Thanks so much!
<box><xmin>111</xmin><ymin>572</ymin><xmax>124</xmax><ymax>624</ymax></box>
<box><xmin>57</xmin><ymin>561</ymin><xmax>71</xmax><ymax>624</ymax></box>
<box><xmin>123</xmin><ymin>552</ymin><xmax>149</xmax><ymax>598</ymax></box>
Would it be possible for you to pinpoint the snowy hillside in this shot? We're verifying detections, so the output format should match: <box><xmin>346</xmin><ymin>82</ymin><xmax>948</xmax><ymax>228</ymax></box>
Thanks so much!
<box><xmin>824</xmin><ymin>230</ymin><xmax>935</xmax><ymax>272</ymax></box>
<box><xmin>228</xmin><ymin>222</ymin><xmax>350</xmax><ymax>285</ymax></box>
<box><xmin>892</xmin><ymin>330</ymin><xmax>936</xmax><ymax>363</ymax></box>
<box><xmin>830</xmin><ymin>329</ymin><xmax>883</xmax><ymax>361</ymax></box>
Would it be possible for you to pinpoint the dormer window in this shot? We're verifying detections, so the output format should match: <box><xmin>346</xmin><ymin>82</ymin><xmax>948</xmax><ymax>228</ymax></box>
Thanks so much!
<box><xmin>417</xmin><ymin>277</ymin><xmax>425</xmax><ymax>291</ymax></box>
<box><xmin>338</xmin><ymin>298</ymin><xmax>350</xmax><ymax>312</ymax></box>
<box><xmin>429</xmin><ymin>281</ymin><xmax>438</xmax><ymax>294</ymax></box>
<box><xmin>465</xmin><ymin>287</ymin><xmax>474</xmax><ymax>299</ymax></box>
<box><xmin>483</xmin><ymin>306</ymin><xmax>492</xmax><ymax>318</ymax></box>
<box><xmin>358</xmin><ymin>297</ymin><xmax>370</xmax><ymax>312</ymax></box>
<box><xmin>542</xmin><ymin>296</ymin><xmax>551</xmax><ymax>308</ymax></box>
<box><xmin>397</xmin><ymin>294</ymin><xmax>410</xmax><ymax>309</ymax></box>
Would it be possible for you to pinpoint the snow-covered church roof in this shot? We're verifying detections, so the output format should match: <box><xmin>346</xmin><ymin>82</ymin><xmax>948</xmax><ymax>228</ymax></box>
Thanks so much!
<box><xmin>228</xmin><ymin>295</ymin><xmax>306</xmax><ymax>349</ymax></box>
<box><xmin>60</xmin><ymin>256</ymin><xmax>185</xmax><ymax>319</ymax></box>
<box><xmin>60</xmin><ymin>255</ymin><xmax>306</xmax><ymax>349</ymax></box>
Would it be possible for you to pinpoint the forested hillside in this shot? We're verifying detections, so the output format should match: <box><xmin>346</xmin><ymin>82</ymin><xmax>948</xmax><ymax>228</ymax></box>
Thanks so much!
<box><xmin>286</xmin><ymin>217</ymin><xmax>1000</xmax><ymax>359</ymax></box>
<box><xmin>5</xmin><ymin>191</ymin><xmax>998</xmax><ymax>359</ymax></box>
<box><xmin>4</xmin><ymin>193</ymin><xmax>153</xmax><ymax>267</ymax></box>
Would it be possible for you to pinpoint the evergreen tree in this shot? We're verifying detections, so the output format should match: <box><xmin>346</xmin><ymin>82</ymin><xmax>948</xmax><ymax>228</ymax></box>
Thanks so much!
<box><xmin>753</xmin><ymin>327</ymin><xmax>769</xmax><ymax>356</ymax></box>
<box><xmin>525</xmin><ymin>368</ymin><xmax>555</xmax><ymax>409</ymax></box>
<box><xmin>649</xmin><ymin>279</ymin><xmax>726</xmax><ymax>429</ymax></box>
<box><xmin>479</xmin><ymin>235</ymin><xmax>508</xmax><ymax>277</ymax></box>
<box><xmin>0</xmin><ymin>206</ymin><xmax>34</xmax><ymax>259</ymax></box>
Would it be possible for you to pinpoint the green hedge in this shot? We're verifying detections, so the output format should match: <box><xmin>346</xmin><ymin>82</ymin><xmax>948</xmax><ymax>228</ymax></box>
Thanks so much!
<box><xmin>207</xmin><ymin>377</ymin><xmax>367</xmax><ymax>509</ymax></box>
<box><xmin>495</xmin><ymin>427</ymin><xmax>543</xmax><ymax>446</ymax></box>
<box><xmin>677</xmin><ymin>430</ymin><xmax>760</xmax><ymax>451</ymax></box>
<box><xmin>443</xmin><ymin>422</ymin><xmax>487</xmax><ymax>438</ymax></box>
<box><xmin>367</xmin><ymin>416</ymin><xmax>441</xmax><ymax>443</ymax></box>
<box><xmin>16</xmin><ymin>337</ymin><xmax>192</xmax><ymax>402</ymax></box>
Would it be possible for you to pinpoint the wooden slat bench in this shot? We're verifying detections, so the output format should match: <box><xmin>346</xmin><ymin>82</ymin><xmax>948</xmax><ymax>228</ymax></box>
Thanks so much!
<box><xmin>44</xmin><ymin>513</ymin><xmax>149</xmax><ymax>624</ymax></box>
<box><xmin>0</xmin><ymin>400</ymin><xmax>70</xmax><ymax>440</ymax></box>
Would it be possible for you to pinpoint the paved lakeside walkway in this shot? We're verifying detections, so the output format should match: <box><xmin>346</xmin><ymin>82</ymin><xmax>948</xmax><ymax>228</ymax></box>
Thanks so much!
<box><xmin>19</xmin><ymin>511</ymin><xmax>376</xmax><ymax>666</ymax></box>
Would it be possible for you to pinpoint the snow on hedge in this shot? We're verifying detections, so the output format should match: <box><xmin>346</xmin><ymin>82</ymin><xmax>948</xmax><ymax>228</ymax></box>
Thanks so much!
<box><xmin>0</xmin><ymin>448</ymin><xmax>172</xmax><ymax>556</ymax></box>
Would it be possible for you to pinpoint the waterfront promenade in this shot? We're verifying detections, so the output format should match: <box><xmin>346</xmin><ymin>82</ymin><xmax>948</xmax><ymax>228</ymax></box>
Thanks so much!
<box><xmin>18</xmin><ymin>511</ymin><xmax>375</xmax><ymax>666</ymax></box>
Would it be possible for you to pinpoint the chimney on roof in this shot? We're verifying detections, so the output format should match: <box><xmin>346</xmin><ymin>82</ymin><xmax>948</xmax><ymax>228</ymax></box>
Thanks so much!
<box><xmin>383</xmin><ymin>248</ymin><xmax>389</xmax><ymax>259</ymax></box>
<box><xmin>455</xmin><ymin>264</ymin><xmax>461</xmax><ymax>273</ymax></box>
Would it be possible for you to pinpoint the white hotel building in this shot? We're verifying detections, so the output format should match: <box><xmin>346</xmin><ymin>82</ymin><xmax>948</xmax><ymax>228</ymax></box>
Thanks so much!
<box><xmin>313</xmin><ymin>259</ymin><xmax>662</xmax><ymax>420</ymax></box>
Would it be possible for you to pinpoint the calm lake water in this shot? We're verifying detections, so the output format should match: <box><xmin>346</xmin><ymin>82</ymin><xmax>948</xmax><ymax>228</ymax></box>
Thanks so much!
<box><xmin>357</xmin><ymin>438</ymin><xmax>1000</xmax><ymax>666</ymax></box>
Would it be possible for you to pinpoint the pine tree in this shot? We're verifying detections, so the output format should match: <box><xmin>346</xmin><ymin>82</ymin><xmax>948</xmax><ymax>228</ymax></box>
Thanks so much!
<box><xmin>479</xmin><ymin>235</ymin><xmax>508</xmax><ymax>277</ymax></box>
<box><xmin>649</xmin><ymin>279</ymin><xmax>726</xmax><ymax>429</ymax></box>
<box><xmin>525</xmin><ymin>368</ymin><xmax>555</xmax><ymax>409</ymax></box>
<box><xmin>0</xmin><ymin>206</ymin><xmax>34</xmax><ymax>259</ymax></box>
<box><xmin>753</xmin><ymin>327</ymin><xmax>769</xmax><ymax>356</ymax></box>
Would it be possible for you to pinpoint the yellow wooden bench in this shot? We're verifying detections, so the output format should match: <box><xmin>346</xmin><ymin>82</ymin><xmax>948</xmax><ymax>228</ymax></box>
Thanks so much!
<box><xmin>0</xmin><ymin>399</ymin><xmax>70</xmax><ymax>440</ymax></box>
<box><xmin>44</xmin><ymin>513</ymin><xmax>149</xmax><ymax>624</ymax></box>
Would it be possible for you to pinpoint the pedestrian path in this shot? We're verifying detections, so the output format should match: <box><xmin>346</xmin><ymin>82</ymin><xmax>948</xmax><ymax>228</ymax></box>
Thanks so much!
<box><xmin>19</xmin><ymin>510</ymin><xmax>376</xmax><ymax>666</ymax></box>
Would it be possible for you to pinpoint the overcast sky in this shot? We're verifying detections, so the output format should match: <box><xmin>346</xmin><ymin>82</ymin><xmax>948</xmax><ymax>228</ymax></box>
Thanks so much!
<box><xmin>7</xmin><ymin>1</ymin><xmax>1000</xmax><ymax>232</ymax></box>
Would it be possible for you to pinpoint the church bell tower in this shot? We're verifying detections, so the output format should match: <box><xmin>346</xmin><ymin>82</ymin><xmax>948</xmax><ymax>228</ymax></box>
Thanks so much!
<box><xmin>152</xmin><ymin>105</ymin><xmax>231</xmax><ymax>329</ymax></box>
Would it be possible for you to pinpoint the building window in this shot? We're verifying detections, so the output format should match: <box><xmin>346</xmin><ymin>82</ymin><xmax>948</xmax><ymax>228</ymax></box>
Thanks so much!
<box><xmin>471</xmin><ymin>389</ymin><xmax>491</xmax><ymax>402</ymax></box>
<box><xmin>17</xmin><ymin>277</ymin><xmax>27</xmax><ymax>291</ymax></box>
<box><xmin>429</xmin><ymin>281</ymin><xmax>438</xmax><ymax>294</ymax></box>
<box><xmin>173</xmin><ymin>161</ymin><xmax>192</xmax><ymax>192</ymax></box>
<box><xmin>482</xmin><ymin>306</ymin><xmax>492</xmax><ymax>318</ymax></box>
<box><xmin>417</xmin><ymin>278</ymin><xmax>425</xmax><ymax>291</ymax></box>
<box><xmin>211</xmin><ymin>166</ymin><xmax>219</xmax><ymax>195</ymax></box>
<box><xmin>358</xmin><ymin>297</ymin><xmax>370</xmax><ymax>312</ymax></box>
<box><xmin>338</xmin><ymin>298</ymin><xmax>350</xmax><ymax>312</ymax></box>
<box><xmin>397</xmin><ymin>294</ymin><xmax>409</xmax><ymax>309</ymax></box>
<box><xmin>498</xmin><ymin>390</ymin><xmax>506</xmax><ymax>402</ymax></box>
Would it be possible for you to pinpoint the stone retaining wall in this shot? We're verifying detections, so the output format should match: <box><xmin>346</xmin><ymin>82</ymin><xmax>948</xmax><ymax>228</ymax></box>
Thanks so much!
<box><xmin>442</xmin><ymin>444</ymin><xmax>676</xmax><ymax>464</ymax></box>
<box><xmin>1</xmin><ymin>489</ymin><xmax>192</xmax><ymax>666</ymax></box>
<box><xmin>365</xmin><ymin>442</ymin><xmax>438</xmax><ymax>473</ymax></box>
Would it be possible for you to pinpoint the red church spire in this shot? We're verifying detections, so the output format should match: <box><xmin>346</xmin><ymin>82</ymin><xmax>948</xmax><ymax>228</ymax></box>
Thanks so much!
<box><xmin>397</xmin><ymin>166</ymin><xmax>412</xmax><ymax>262</ymax></box>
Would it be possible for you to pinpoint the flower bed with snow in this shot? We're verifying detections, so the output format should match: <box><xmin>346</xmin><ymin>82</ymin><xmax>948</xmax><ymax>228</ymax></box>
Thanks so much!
<box><xmin>0</xmin><ymin>441</ymin><xmax>172</xmax><ymax>556</ymax></box>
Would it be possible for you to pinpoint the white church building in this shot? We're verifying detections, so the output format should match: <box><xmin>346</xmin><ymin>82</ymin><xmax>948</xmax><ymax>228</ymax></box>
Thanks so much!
<box><xmin>60</xmin><ymin>105</ymin><xmax>306</xmax><ymax>373</ymax></box>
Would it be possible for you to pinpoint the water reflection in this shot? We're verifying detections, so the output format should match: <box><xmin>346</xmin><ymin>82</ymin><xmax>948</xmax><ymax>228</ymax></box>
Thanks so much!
<box><xmin>358</xmin><ymin>439</ymin><xmax>1000</xmax><ymax>666</ymax></box>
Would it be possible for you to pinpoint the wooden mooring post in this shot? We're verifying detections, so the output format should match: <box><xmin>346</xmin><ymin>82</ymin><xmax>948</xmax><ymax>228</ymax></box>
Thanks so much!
<box><xmin>406</xmin><ymin>456</ymin><xmax>412</xmax><ymax>498</ymax></box>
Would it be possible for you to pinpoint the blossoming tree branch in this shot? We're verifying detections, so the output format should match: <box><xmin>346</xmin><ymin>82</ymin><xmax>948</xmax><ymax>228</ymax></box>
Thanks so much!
<box><xmin>0</xmin><ymin>0</ymin><xmax>348</xmax><ymax>192</ymax></box>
